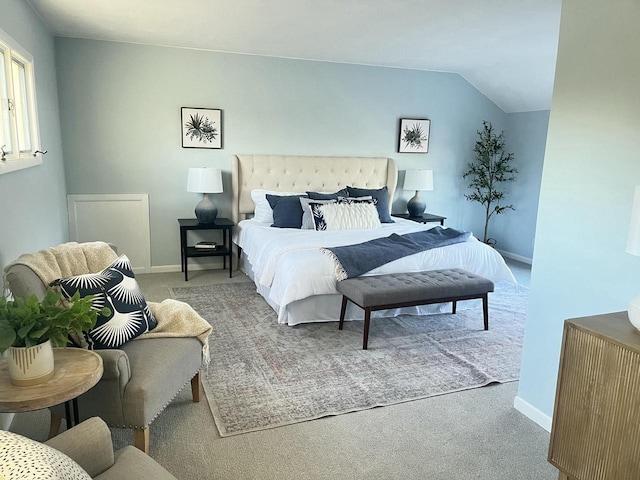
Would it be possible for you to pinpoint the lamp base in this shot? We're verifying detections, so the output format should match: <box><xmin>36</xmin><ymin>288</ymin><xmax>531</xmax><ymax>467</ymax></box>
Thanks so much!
<box><xmin>629</xmin><ymin>294</ymin><xmax>640</xmax><ymax>331</ymax></box>
<box><xmin>194</xmin><ymin>193</ymin><xmax>218</xmax><ymax>224</ymax></box>
<box><xmin>407</xmin><ymin>191</ymin><xmax>426</xmax><ymax>218</ymax></box>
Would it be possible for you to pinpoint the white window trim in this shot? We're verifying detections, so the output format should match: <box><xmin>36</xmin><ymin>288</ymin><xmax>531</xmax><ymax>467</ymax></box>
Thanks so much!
<box><xmin>0</xmin><ymin>26</ymin><xmax>42</xmax><ymax>175</ymax></box>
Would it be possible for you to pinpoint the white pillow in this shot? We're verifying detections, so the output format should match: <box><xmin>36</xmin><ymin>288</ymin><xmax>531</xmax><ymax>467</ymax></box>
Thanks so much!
<box><xmin>0</xmin><ymin>430</ymin><xmax>91</xmax><ymax>480</ymax></box>
<box><xmin>316</xmin><ymin>202</ymin><xmax>381</xmax><ymax>230</ymax></box>
<box><xmin>250</xmin><ymin>189</ymin><xmax>304</xmax><ymax>224</ymax></box>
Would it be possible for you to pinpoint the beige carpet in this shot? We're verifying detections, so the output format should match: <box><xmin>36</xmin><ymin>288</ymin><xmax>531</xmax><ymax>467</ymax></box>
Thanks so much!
<box><xmin>170</xmin><ymin>282</ymin><xmax>527</xmax><ymax>437</ymax></box>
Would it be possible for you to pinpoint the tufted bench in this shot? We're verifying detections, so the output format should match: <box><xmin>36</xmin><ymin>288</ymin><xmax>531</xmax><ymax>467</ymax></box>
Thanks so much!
<box><xmin>336</xmin><ymin>269</ymin><xmax>494</xmax><ymax>349</ymax></box>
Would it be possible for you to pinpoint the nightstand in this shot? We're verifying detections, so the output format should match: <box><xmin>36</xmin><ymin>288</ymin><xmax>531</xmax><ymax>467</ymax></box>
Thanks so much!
<box><xmin>178</xmin><ymin>218</ymin><xmax>233</xmax><ymax>281</ymax></box>
<box><xmin>392</xmin><ymin>213</ymin><xmax>446</xmax><ymax>225</ymax></box>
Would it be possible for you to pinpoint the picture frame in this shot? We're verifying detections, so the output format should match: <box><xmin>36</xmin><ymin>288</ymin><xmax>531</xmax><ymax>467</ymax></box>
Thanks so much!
<box><xmin>181</xmin><ymin>107</ymin><xmax>222</xmax><ymax>149</ymax></box>
<box><xmin>398</xmin><ymin>118</ymin><xmax>430</xmax><ymax>153</ymax></box>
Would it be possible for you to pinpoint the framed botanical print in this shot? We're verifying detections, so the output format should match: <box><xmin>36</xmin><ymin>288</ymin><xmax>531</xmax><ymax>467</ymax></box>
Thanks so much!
<box><xmin>181</xmin><ymin>107</ymin><xmax>222</xmax><ymax>149</ymax></box>
<box><xmin>398</xmin><ymin>118</ymin><xmax>430</xmax><ymax>153</ymax></box>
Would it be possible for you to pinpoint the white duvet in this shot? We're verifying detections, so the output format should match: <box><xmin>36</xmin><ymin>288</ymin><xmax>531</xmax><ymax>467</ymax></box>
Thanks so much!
<box><xmin>234</xmin><ymin>218</ymin><xmax>516</xmax><ymax>322</ymax></box>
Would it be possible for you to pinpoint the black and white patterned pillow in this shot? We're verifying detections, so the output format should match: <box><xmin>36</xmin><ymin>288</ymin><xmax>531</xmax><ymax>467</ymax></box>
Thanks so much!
<box><xmin>309</xmin><ymin>200</ymin><xmax>333</xmax><ymax>230</ymax></box>
<box><xmin>50</xmin><ymin>255</ymin><xmax>157</xmax><ymax>349</ymax></box>
<box><xmin>0</xmin><ymin>429</ymin><xmax>91</xmax><ymax>480</ymax></box>
<box><xmin>337</xmin><ymin>195</ymin><xmax>375</xmax><ymax>205</ymax></box>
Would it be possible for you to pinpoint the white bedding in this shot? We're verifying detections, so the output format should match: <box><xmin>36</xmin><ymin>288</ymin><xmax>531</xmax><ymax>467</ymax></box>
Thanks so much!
<box><xmin>234</xmin><ymin>217</ymin><xmax>516</xmax><ymax>324</ymax></box>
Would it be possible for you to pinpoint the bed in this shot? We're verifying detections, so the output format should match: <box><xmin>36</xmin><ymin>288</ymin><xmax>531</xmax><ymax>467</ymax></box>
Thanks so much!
<box><xmin>231</xmin><ymin>154</ymin><xmax>516</xmax><ymax>325</ymax></box>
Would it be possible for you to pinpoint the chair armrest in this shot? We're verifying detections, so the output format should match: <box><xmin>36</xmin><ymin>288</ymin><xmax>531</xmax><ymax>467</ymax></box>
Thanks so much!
<box><xmin>50</xmin><ymin>349</ymin><xmax>132</xmax><ymax>426</ymax></box>
<box><xmin>96</xmin><ymin>349</ymin><xmax>131</xmax><ymax>384</ymax></box>
<box><xmin>5</xmin><ymin>264</ymin><xmax>49</xmax><ymax>300</ymax></box>
<box><xmin>45</xmin><ymin>417</ymin><xmax>115</xmax><ymax>477</ymax></box>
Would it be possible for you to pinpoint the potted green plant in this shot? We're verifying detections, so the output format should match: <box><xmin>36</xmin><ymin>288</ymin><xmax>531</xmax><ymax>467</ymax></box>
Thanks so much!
<box><xmin>0</xmin><ymin>290</ymin><xmax>105</xmax><ymax>386</ymax></box>
<box><xmin>463</xmin><ymin>120</ymin><xmax>518</xmax><ymax>245</ymax></box>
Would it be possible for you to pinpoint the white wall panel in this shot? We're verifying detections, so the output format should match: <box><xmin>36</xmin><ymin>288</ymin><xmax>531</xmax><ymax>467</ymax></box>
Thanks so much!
<box><xmin>67</xmin><ymin>194</ymin><xmax>151</xmax><ymax>273</ymax></box>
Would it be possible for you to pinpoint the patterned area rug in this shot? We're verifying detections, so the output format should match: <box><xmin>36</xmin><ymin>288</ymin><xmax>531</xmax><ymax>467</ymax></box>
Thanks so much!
<box><xmin>170</xmin><ymin>282</ymin><xmax>528</xmax><ymax>437</ymax></box>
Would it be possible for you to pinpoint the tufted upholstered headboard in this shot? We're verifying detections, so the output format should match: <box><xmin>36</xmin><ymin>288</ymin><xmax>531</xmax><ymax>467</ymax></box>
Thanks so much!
<box><xmin>231</xmin><ymin>155</ymin><xmax>398</xmax><ymax>224</ymax></box>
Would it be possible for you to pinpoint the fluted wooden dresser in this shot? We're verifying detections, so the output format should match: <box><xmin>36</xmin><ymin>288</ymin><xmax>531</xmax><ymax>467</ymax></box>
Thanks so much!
<box><xmin>549</xmin><ymin>311</ymin><xmax>640</xmax><ymax>479</ymax></box>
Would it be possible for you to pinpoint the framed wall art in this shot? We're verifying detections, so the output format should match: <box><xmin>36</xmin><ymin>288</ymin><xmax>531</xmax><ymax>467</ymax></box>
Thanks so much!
<box><xmin>181</xmin><ymin>107</ymin><xmax>222</xmax><ymax>149</ymax></box>
<box><xmin>398</xmin><ymin>118</ymin><xmax>430</xmax><ymax>153</ymax></box>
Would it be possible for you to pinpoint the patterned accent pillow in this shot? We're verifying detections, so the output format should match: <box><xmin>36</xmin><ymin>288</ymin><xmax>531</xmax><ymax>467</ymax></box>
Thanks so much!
<box><xmin>337</xmin><ymin>195</ymin><xmax>374</xmax><ymax>204</ymax></box>
<box><xmin>0</xmin><ymin>429</ymin><xmax>91</xmax><ymax>480</ymax></box>
<box><xmin>312</xmin><ymin>201</ymin><xmax>381</xmax><ymax>230</ymax></box>
<box><xmin>300</xmin><ymin>198</ymin><xmax>336</xmax><ymax>229</ymax></box>
<box><xmin>50</xmin><ymin>255</ymin><xmax>157</xmax><ymax>349</ymax></box>
<box><xmin>306</xmin><ymin>189</ymin><xmax>348</xmax><ymax>200</ymax></box>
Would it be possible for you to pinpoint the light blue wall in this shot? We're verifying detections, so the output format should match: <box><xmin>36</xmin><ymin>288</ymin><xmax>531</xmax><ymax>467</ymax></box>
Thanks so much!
<box><xmin>496</xmin><ymin>110</ymin><xmax>549</xmax><ymax>260</ymax></box>
<box><xmin>55</xmin><ymin>38</ymin><xmax>545</xmax><ymax>267</ymax></box>
<box><xmin>0</xmin><ymin>1</ymin><xmax>67</xmax><ymax>276</ymax></box>
<box><xmin>518</xmin><ymin>0</ymin><xmax>640</xmax><ymax>419</ymax></box>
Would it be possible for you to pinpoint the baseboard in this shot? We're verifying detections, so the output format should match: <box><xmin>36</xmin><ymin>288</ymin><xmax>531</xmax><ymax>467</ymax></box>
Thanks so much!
<box><xmin>513</xmin><ymin>395</ymin><xmax>552</xmax><ymax>432</ymax></box>
<box><xmin>497</xmin><ymin>249</ymin><xmax>532</xmax><ymax>265</ymax></box>
<box><xmin>150</xmin><ymin>260</ymin><xmax>225</xmax><ymax>274</ymax></box>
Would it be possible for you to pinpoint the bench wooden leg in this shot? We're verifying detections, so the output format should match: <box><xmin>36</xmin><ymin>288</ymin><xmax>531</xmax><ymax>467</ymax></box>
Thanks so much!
<box><xmin>482</xmin><ymin>293</ymin><xmax>489</xmax><ymax>330</ymax></box>
<box><xmin>338</xmin><ymin>296</ymin><xmax>348</xmax><ymax>330</ymax></box>
<box><xmin>452</xmin><ymin>300</ymin><xmax>457</xmax><ymax>314</ymax></box>
<box><xmin>363</xmin><ymin>308</ymin><xmax>372</xmax><ymax>350</ymax></box>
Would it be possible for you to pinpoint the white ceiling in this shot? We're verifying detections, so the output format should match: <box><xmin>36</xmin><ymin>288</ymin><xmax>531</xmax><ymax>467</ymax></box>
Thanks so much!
<box><xmin>27</xmin><ymin>0</ymin><xmax>562</xmax><ymax>113</ymax></box>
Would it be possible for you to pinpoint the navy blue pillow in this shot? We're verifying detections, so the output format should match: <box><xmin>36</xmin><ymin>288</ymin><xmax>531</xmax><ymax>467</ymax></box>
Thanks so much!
<box><xmin>266</xmin><ymin>194</ymin><xmax>307</xmax><ymax>228</ymax></box>
<box><xmin>50</xmin><ymin>255</ymin><xmax>157</xmax><ymax>349</ymax></box>
<box><xmin>306</xmin><ymin>189</ymin><xmax>348</xmax><ymax>200</ymax></box>
<box><xmin>346</xmin><ymin>186</ymin><xmax>394</xmax><ymax>223</ymax></box>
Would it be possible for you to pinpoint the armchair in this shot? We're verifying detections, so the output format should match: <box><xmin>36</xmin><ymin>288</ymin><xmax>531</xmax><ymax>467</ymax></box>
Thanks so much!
<box><xmin>4</xmin><ymin>242</ymin><xmax>208</xmax><ymax>454</ymax></box>
<box><xmin>45</xmin><ymin>416</ymin><xmax>178</xmax><ymax>479</ymax></box>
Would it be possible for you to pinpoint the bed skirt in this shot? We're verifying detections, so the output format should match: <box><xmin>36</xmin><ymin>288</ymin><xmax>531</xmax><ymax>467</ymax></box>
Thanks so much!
<box><xmin>239</xmin><ymin>252</ymin><xmax>478</xmax><ymax>326</ymax></box>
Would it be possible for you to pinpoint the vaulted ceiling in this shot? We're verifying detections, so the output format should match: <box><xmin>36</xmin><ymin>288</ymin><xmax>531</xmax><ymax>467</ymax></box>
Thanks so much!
<box><xmin>28</xmin><ymin>0</ymin><xmax>562</xmax><ymax>113</ymax></box>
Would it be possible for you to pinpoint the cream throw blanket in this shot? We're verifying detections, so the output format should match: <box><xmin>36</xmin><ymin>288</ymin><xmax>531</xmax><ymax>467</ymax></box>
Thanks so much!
<box><xmin>3</xmin><ymin>241</ymin><xmax>212</xmax><ymax>365</ymax></box>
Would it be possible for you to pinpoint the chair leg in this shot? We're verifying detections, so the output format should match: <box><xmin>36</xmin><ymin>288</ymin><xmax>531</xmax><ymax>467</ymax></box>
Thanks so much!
<box><xmin>48</xmin><ymin>412</ymin><xmax>62</xmax><ymax>439</ymax></box>
<box><xmin>134</xmin><ymin>427</ymin><xmax>150</xmax><ymax>454</ymax></box>
<box><xmin>191</xmin><ymin>371</ymin><xmax>201</xmax><ymax>403</ymax></box>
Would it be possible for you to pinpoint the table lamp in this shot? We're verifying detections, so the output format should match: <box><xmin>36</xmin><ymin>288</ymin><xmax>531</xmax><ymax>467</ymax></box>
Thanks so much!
<box><xmin>187</xmin><ymin>167</ymin><xmax>223</xmax><ymax>224</ymax></box>
<box><xmin>626</xmin><ymin>185</ymin><xmax>640</xmax><ymax>329</ymax></box>
<box><xmin>403</xmin><ymin>169</ymin><xmax>433</xmax><ymax>218</ymax></box>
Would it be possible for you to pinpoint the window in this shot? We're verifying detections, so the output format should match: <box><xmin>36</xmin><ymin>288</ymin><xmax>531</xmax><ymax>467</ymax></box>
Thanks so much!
<box><xmin>0</xmin><ymin>27</ymin><xmax>41</xmax><ymax>175</ymax></box>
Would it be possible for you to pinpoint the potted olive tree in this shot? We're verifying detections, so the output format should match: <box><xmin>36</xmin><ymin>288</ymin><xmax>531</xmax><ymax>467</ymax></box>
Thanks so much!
<box><xmin>463</xmin><ymin>121</ymin><xmax>518</xmax><ymax>245</ymax></box>
<box><xmin>0</xmin><ymin>290</ymin><xmax>105</xmax><ymax>386</ymax></box>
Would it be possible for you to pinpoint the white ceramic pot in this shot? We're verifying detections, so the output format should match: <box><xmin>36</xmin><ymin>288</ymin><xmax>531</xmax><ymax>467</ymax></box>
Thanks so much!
<box><xmin>8</xmin><ymin>340</ymin><xmax>55</xmax><ymax>386</ymax></box>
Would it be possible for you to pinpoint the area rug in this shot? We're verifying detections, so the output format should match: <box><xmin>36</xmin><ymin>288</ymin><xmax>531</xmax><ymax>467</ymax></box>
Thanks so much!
<box><xmin>170</xmin><ymin>282</ymin><xmax>528</xmax><ymax>437</ymax></box>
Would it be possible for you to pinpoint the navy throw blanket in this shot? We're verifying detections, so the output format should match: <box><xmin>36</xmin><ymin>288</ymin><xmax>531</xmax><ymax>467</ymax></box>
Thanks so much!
<box><xmin>320</xmin><ymin>227</ymin><xmax>471</xmax><ymax>280</ymax></box>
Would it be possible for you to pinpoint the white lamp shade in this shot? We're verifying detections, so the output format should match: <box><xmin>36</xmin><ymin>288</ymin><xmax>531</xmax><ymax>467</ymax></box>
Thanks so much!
<box><xmin>187</xmin><ymin>167</ymin><xmax>223</xmax><ymax>193</ymax></box>
<box><xmin>627</xmin><ymin>186</ymin><xmax>640</xmax><ymax>256</ymax></box>
<box><xmin>403</xmin><ymin>170</ymin><xmax>433</xmax><ymax>191</ymax></box>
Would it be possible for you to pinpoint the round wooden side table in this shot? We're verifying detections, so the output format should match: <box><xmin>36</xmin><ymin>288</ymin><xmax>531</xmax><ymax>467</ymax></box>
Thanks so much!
<box><xmin>0</xmin><ymin>348</ymin><xmax>103</xmax><ymax>427</ymax></box>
